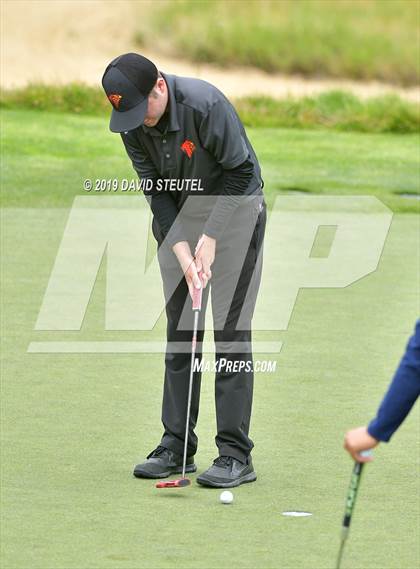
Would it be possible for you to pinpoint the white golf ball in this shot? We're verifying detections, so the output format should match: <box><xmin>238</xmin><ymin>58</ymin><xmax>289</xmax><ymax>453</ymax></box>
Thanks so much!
<box><xmin>219</xmin><ymin>490</ymin><xmax>234</xmax><ymax>504</ymax></box>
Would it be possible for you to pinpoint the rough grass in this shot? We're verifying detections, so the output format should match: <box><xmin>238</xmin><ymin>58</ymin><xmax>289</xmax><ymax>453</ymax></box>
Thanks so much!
<box><xmin>236</xmin><ymin>91</ymin><xmax>420</xmax><ymax>133</ymax></box>
<box><xmin>0</xmin><ymin>83</ymin><xmax>108</xmax><ymax>115</ymax></box>
<box><xmin>137</xmin><ymin>0</ymin><xmax>420</xmax><ymax>86</ymax></box>
<box><xmin>1</xmin><ymin>84</ymin><xmax>419</xmax><ymax>134</ymax></box>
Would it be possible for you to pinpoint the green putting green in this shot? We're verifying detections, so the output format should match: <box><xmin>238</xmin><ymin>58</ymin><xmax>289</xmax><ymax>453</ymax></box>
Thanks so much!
<box><xmin>1</xmin><ymin>110</ymin><xmax>419</xmax><ymax>569</ymax></box>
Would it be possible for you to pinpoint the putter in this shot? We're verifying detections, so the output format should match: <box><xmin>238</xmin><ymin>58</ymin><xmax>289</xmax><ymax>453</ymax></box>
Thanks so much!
<box><xmin>156</xmin><ymin>272</ymin><xmax>203</xmax><ymax>489</ymax></box>
<box><xmin>336</xmin><ymin>450</ymin><xmax>372</xmax><ymax>569</ymax></box>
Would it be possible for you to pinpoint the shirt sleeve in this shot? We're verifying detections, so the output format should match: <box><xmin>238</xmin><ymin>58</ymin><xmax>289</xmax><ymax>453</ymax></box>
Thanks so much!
<box><xmin>199</xmin><ymin>99</ymin><xmax>249</xmax><ymax>169</ymax></box>
<box><xmin>367</xmin><ymin>320</ymin><xmax>420</xmax><ymax>442</ymax></box>
<box><xmin>120</xmin><ymin>131</ymin><xmax>186</xmax><ymax>247</ymax></box>
<box><xmin>199</xmin><ymin>100</ymin><xmax>254</xmax><ymax>240</ymax></box>
<box><xmin>203</xmin><ymin>158</ymin><xmax>255</xmax><ymax>239</ymax></box>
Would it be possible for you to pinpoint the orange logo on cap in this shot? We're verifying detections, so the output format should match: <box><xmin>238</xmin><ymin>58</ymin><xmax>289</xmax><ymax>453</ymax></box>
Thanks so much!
<box><xmin>108</xmin><ymin>94</ymin><xmax>122</xmax><ymax>109</ymax></box>
<box><xmin>181</xmin><ymin>139</ymin><xmax>196</xmax><ymax>159</ymax></box>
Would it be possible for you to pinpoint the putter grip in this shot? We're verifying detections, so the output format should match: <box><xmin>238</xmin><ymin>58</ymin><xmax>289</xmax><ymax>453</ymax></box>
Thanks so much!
<box><xmin>359</xmin><ymin>450</ymin><xmax>372</xmax><ymax>459</ymax></box>
<box><xmin>192</xmin><ymin>271</ymin><xmax>204</xmax><ymax>311</ymax></box>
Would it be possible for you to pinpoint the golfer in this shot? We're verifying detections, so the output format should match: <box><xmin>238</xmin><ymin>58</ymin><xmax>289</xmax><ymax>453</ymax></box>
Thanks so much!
<box><xmin>344</xmin><ymin>319</ymin><xmax>420</xmax><ymax>461</ymax></box>
<box><xmin>102</xmin><ymin>53</ymin><xmax>266</xmax><ymax>487</ymax></box>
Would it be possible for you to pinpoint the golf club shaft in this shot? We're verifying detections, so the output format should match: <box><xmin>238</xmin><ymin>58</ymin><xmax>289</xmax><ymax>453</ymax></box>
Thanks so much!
<box><xmin>336</xmin><ymin>453</ymin><xmax>371</xmax><ymax>569</ymax></box>
<box><xmin>335</xmin><ymin>538</ymin><xmax>346</xmax><ymax>569</ymax></box>
<box><xmin>342</xmin><ymin>460</ymin><xmax>364</xmax><ymax>528</ymax></box>
<box><xmin>182</xmin><ymin>309</ymin><xmax>200</xmax><ymax>479</ymax></box>
<box><xmin>336</xmin><ymin>461</ymin><xmax>364</xmax><ymax>569</ymax></box>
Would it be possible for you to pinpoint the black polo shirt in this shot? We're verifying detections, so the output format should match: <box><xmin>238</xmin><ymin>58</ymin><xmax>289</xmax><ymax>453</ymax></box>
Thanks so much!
<box><xmin>121</xmin><ymin>72</ymin><xmax>263</xmax><ymax>245</ymax></box>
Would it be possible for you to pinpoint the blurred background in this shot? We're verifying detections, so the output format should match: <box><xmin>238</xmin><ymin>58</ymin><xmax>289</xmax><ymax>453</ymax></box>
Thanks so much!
<box><xmin>1</xmin><ymin>0</ymin><xmax>419</xmax><ymax>127</ymax></box>
<box><xmin>1</xmin><ymin>0</ymin><xmax>419</xmax><ymax>94</ymax></box>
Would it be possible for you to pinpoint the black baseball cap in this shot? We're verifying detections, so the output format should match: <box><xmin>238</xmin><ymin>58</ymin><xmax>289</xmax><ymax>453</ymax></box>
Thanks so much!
<box><xmin>102</xmin><ymin>53</ymin><xmax>158</xmax><ymax>133</ymax></box>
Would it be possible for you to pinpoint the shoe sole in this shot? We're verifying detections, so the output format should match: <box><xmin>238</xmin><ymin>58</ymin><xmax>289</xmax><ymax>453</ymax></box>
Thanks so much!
<box><xmin>133</xmin><ymin>463</ymin><xmax>197</xmax><ymax>479</ymax></box>
<box><xmin>196</xmin><ymin>471</ymin><xmax>257</xmax><ymax>488</ymax></box>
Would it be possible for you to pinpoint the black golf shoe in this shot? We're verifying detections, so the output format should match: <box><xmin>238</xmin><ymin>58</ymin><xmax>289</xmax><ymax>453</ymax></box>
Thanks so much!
<box><xmin>133</xmin><ymin>446</ymin><xmax>196</xmax><ymax>479</ymax></box>
<box><xmin>196</xmin><ymin>455</ymin><xmax>256</xmax><ymax>488</ymax></box>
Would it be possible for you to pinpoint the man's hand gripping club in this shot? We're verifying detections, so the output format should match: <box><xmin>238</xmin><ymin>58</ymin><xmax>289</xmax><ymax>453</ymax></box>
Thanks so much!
<box><xmin>172</xmin><ymin>234</ymin><xmax>215</xmax><ymax>299</ymax></box>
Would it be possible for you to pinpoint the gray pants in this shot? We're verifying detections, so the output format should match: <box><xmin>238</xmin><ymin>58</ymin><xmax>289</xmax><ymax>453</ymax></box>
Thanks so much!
<box><xmin>154</xmin><ymin>197</ymin><xmax>266</xmax><ymax>463</ymax></box>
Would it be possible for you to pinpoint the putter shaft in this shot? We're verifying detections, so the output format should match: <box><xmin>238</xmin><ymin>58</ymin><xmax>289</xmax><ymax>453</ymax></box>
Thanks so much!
<box><xmin>181</xmin><ymin>279</ymin><xmax>203</xmax><ymax>479</ymax></box>
<box><xmin>156</xmin><ymin>279</ymin><xmax>203</xmax><ymax>490</ymax></box>
<box><xmin>182</xmin><ymin>310</ymin><xmax>199</xmax><ymax>478</ymax></box>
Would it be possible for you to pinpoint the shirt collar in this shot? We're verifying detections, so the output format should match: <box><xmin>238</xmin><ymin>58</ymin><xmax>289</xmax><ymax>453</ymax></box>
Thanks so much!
<box><xmin>141</xmin><ymin>72</ymin><xmax>180</xmax><ymax>136</ymax></box>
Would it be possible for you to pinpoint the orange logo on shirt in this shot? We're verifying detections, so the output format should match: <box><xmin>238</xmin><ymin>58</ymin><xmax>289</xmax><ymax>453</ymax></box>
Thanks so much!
<box><xmin>108</xmin><ymin>94</ymin><xmax>122</xmax><ymax>109</ymax></box>
<box><xmin>181</xmin><ymin>139</ymin><xmax>196</xmax><ymax>159</ymax></box>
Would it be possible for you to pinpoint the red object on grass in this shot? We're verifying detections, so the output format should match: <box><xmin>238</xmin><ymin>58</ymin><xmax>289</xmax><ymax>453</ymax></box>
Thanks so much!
<box><xmin>156</xmin><ymin>478</ymin><xmax>191</xmax><ymax>489</ymax></box>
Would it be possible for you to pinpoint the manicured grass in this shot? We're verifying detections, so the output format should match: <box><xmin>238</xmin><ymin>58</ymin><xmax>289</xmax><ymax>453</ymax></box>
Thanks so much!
<box><xmin>1</xmin><ymin>109</ymin><xmax>419</xmax><ymax>568</ymax></box>
<box><xmin>1</xmin><ymin>85</ymin><xmax>419</xmax><ymax>134</ymax></box>
<box><xmin>1</xmin><ymin>209</ymin><xmax>419</xmax><ymax>569</ymax></box>
<box><xmin>1</xmin><ymin>110</ymin><xmax>419</xmax><ymax>212</ymax></box>
<box><xmin>138</xmin><ymin>0</ymin><xmax>420</xmax><ymax>86</ymax></box>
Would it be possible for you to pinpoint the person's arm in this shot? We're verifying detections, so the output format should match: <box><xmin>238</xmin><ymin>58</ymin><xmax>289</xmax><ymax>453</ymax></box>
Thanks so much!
<box><xmin>120</xmin><ymin>131</ymin><xmax>202</xmax><ymax>294</ymax></box>
<box><xmin>195</xmin><ymin>100</ymin><xmax>257</xmax><ymax>279</ymax></box>
<box><xmin>203</xmin><ymin>158</ymin><xmax>255</xmax><ymax>239</ymax></box>
<box><xmin>344</xmin><ymin>320</ymin><xmax>420</xmax><ymax>461</ymax></box>
<box><xmin>198</xmin><ymin>100</ymin><xmax>254</xmax><ymax>241</ymax></box>
<box><xmin>367</xmin><ymin>322</ymin><xmax>420</xmax><ymax>441</ymax></box>
<box><xmin>194</xmin><ymin>158</ymin><xmax>255</xmax><ymax>283</ymax></box>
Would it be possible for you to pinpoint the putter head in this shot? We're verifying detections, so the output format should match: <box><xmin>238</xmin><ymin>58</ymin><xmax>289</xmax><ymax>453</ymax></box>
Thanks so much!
<box><xmin>156</xmin><ymin>478</ymin><xmax>191</xmax><ymax>489</ymax></box>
